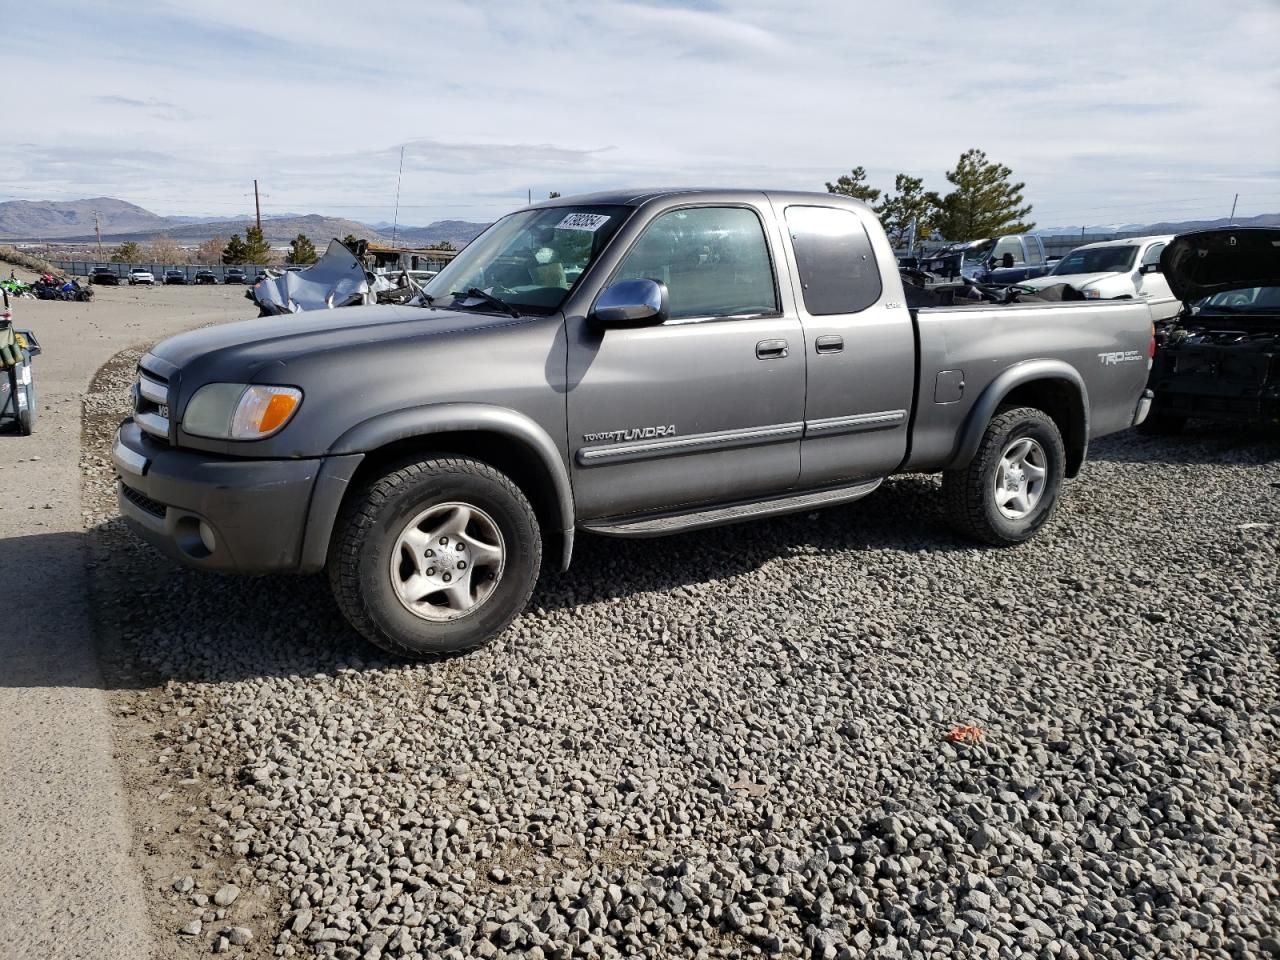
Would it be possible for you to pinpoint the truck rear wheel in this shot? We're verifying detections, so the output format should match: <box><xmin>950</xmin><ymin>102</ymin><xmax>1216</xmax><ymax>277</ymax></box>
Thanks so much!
<box><xmin>943</xmin><ymin>406</ymin><xmax>1065</xmax><ymax>546</ymax></box>
<box><xmin>328</xmin><ymin>456</ymin><xmax>541</xmax><ymax>659</ymax></box>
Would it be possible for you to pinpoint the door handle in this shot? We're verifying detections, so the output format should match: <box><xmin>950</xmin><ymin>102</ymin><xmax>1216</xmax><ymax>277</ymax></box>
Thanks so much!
<box><xmin>755</xmin><ymin>339</ymin><xmax>788</xmax><ymax>360</ymax></box>
<box><xmin>815</xmin><ymin>335</ymin><xmax>844</xmax><ymax>354</ymax></box>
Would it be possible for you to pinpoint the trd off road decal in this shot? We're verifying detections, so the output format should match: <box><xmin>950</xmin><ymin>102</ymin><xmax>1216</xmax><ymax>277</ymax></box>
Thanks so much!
<box><xmin>1098</xmin><ymin>350</ymin><xmax>1144</xmax><ymax>365</ymax></box>
<box><xmin>584</xmin><ymin>425</ymin><xmax>676</xmax><ymax>443</ymax></box>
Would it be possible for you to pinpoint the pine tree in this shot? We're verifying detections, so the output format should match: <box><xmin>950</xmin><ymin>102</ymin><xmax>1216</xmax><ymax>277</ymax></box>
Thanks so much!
<box><xmin>110</xmin><ymin>241</ymin><xmax>141</xmax><ymax>264</ymax></box>
<box><xmin>342</xmin><ymin>234</ymin><xmax>359</xmax><ymax>250</ymax></box>
<box><xmin>874</xmin><ymin>175</ymin><xmax>942</xmax><ymax>249</ymax></box>
<box><xmin>221</xmin><ymin>234</ymin><xmax>249</xmax><ymax>265</ymax></box>
<box><xmin>934</xmin><ymin>149</ymin><xmax>1034</xmax><ymax>241</ymax></box>
<box><xmin>825</xmin><ymin>166</ymin><xmax>881</xmax><ymax>204</ymax></box>
<box><xmin>243</xmin><ymin>226</ymin><xmax>272</xmax><ymax>265</ymax></box>
<box><xmin>548</xmin><ymin>191</ymin><xmax>561</xmax><ymax>199</ymax></box>
<box><xmin>287</xmin><ymin>234</ymin><xmax>318</xmax><ymax>266</ymax></box>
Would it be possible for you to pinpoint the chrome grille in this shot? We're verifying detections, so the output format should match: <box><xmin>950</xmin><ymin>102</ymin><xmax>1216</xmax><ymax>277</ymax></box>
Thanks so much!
<box><xmin>134</xmin><ymin>365</ymin><xmax>171</xmax><ymax>441</ymax></box>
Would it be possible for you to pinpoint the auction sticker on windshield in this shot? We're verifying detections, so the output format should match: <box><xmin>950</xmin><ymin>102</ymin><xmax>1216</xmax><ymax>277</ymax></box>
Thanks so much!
<box><xmin>556</xmin><ymin>213</ymin><xmax>612</xmax><ymax>232</ymax></box>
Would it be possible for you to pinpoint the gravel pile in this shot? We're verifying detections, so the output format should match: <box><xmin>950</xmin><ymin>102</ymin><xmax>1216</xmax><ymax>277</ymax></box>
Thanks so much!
<box><xmin>83</xmin><ymin>353</ymin><xmax>1278</xmax><ymax>960</ymax></box>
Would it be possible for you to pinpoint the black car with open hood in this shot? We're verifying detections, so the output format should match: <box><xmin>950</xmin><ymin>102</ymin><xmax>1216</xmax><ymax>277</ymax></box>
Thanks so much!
<box><xmin>1160</xmin><ymin>228</ymin><xmax>1280</xmax><ymax>304</ymax></box>
<box><xmin>1142</xmin><ymin>228</ymin><xmax>1280</xmax><ymax>432</ymax></box>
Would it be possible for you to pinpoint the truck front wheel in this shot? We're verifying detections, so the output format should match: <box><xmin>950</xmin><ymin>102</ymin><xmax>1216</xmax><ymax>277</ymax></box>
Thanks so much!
<box><xmin>328</xmin><ymin>456</ymin><xmax>542</xmax><ymax>659</ymax></box>
<box><xmin>943</xmin><ymin>406</ymin><xmax>1065</xmax><ymax>546</ymax></box>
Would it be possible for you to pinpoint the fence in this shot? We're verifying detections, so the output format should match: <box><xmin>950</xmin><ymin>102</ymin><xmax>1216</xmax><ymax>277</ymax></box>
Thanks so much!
<box><xmin>46</xmin><ymin>257</ymin><xmax>455</xmax><ymax>282</ymax></box>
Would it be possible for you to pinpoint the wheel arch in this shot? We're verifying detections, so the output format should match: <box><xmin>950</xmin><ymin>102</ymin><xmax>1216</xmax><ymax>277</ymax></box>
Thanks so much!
<box><xmin>948</xmin><ymin>361</ymin><xmax>1090</xmax><ymax>478</ymax></box>
<box><xmin>300</xmin><ymin>404</ymin><xmax>575</xmax><ymax>573</ymax></box>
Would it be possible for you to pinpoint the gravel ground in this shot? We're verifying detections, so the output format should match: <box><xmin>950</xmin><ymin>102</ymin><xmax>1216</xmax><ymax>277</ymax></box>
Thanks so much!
<box><xmin>83</xmin><ymin>346</ymin><xmax>1278</xmax><ymax>960</ymax></box>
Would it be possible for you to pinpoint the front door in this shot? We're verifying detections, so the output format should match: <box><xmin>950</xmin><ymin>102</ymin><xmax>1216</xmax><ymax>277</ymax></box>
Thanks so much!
<box><xmin>567</xmin><ymin>203</ymin><xmax>805</xmax><ymax>520</ymax></box>
<box><xmin>778</xmin><ymin>203</ymin><xmax>915</xmax><ymax>486</ymax></box>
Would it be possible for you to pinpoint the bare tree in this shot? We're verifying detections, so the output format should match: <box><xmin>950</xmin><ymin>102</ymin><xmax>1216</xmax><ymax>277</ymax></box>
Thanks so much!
<box><xmin>146</xmin><ymin>236</ymin><xmax>186</xmax><ymax>264</ymax></box>
<box><xmin>195</xmin><ymin>236</ymin><xmax>227</xmax><ymax>265</ymax></box>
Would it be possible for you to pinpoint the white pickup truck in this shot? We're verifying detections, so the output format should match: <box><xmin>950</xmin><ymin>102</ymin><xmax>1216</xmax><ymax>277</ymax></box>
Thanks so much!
<box><xmin>1017</xmin><ymin>235</ymin><xmax>1181</xmax><ymax>320</ymax></box>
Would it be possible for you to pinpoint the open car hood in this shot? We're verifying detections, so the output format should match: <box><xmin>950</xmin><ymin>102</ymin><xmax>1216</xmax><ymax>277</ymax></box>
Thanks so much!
<box><xmin>1160</xmin><ymin>228</ymin><xmax>1280</xmax><ymax>303</ymax></box>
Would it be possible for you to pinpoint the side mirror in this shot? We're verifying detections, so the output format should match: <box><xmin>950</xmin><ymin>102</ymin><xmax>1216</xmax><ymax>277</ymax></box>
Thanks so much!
<box><xmin>1140</xmin><ymin>262</ymin><xmax>1161</xmax><ymax>275</ymax></box>
<box><xmin>1001</xmin><ymin>252</ymin><xmax>1016</xmax><ymax>269</ymax></box>
<box><xmin>590</xmin><ymin>278</ymin><xmax>668</xmax><ymax>327</ymax></box>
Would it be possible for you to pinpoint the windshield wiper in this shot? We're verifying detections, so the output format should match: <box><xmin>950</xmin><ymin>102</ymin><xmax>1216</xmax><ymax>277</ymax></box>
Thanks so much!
<box><xmin>451</xmin><ymin>287</ymin><xmax>520</xmax><ymax>318</ymax></box>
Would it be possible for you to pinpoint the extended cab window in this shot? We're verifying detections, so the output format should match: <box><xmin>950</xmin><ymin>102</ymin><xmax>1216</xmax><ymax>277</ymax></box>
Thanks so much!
<box><xmin>1024</xmin><ymin>238</ymin><xmax>1044</xmax><ymax>264</ymax></box>
<box><xmin>785</xmin><ymin>205</ymin><xmax>881</xmax><ymax>315</ymax></box>
<box><xmin>613</xmin><ymin>206</ymin><xmax>778</xmax><ymax>320</ymax></box>
<box><xmin>1141</xmin><ymin>242</ymin><xmax>1165</xmax><ymax>267</ymax></box>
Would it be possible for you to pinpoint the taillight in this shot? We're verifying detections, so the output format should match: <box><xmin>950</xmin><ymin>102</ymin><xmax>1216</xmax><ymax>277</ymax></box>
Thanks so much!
<box><xmin>1147</xmin><ymin>323</ymin><xmax>1156</xmax><ymax>359</ymax></box>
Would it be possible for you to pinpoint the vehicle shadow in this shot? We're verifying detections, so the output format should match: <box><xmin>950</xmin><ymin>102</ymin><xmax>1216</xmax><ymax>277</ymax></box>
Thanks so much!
<box><xmin>2</xmin><ymin>475</ymin><xmax>972</xmax><ymax>690</ymax></box>
<box><xmin>1088</xmin><ymin>422</ymin><xmax>1280</xmax><ymax>467</ymax></box>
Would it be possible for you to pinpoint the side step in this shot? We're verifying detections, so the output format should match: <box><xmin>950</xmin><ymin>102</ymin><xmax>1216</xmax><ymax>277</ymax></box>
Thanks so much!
<box><xmin>580</xmin><ymin>477</ymin><xmax>884</xmax><ymax>538</ymax></box>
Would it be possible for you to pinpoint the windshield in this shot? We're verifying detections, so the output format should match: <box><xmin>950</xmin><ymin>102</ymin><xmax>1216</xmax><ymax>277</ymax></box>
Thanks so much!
<box><xmin>420</xmin><ymin>205</ymin><xmax>630</xmax><ymax>314</ymax></box>
<box><xmin>1197</xmin><ymin>286</ymin><xmax>1280</xmax><ymax>311</ymax></box>
<box><xmin>1051</xmin><ymin>245</ymin><xmax>1138</xmax><ymax>276</ymax></box>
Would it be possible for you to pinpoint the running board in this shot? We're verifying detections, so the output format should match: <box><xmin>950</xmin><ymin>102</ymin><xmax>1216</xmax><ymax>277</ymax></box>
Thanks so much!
<box><xmin>580</xmin><ymin>478</ymin><xmax>884</xmax><ymax>538</ymax></box>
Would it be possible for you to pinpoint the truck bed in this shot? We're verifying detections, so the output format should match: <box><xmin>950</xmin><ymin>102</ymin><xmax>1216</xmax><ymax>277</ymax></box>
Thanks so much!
<box><xmin>905</xmin><ymin>299</ymin><xmax>1153</xmax><ymax>472</ymax></box>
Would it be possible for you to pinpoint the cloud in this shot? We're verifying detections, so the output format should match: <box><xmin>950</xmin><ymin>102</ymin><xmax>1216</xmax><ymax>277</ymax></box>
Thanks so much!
<box><xmin>2</xmin><ymin>0</ymin><xmax>1277</xmax><ymax>226</ymax></box>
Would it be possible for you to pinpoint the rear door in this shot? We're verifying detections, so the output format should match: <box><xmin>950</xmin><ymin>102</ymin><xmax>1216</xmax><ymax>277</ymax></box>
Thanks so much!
<box><xmin>778</xmin><ymin>203</ymin><xmax>915</xmax><ymax>486</ymax></box>
<box><xmin>566</xmin><ymin>201</ymin><xmax>805</xmax><ymax>519</ymax></box>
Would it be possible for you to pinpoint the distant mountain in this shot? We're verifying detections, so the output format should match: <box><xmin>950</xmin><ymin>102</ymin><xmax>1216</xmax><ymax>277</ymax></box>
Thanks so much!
<box><xmin>96</xmin><ymin>213</ymin><xmax>393</xmax><ymax>244</ymax></box>
<box><xmin>0</xmin><ymin>197</ymin><xmax>492</xmax><ymax>247</ymax></box>
<box><xmin>391</xmin><ymin>219</ymin><xmax>490</xmax><ymax>248</ymax></box>
<box><xmin>0</xmin><ymin>197</ymin><xmax>171</xmax><ymax>239</ymax></box>
<box><xmin>1033</xmin><ymin>212</ymin><xmax>1280</xmax><ymax>236</ymax></box>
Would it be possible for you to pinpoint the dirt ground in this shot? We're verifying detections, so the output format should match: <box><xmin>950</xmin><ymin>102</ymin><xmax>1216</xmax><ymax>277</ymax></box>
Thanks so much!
<box><xmin>0</xmin><ymin>272</ymin><xmax>260</xmax><ymax>960</ymax></box>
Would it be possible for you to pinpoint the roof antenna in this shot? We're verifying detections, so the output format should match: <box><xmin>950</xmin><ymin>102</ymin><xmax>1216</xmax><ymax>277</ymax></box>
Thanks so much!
<box><xmin>391</xmin><ymin>145</ymin><xmax>405</xmax><ymax>246</ymax></box>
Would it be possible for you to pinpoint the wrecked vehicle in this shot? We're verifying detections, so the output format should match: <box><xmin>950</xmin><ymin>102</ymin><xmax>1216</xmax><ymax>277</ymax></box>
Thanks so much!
<box><xmin>1016</xmin><ymin>236</ymin><xmax>1181</xmax><ymax>321</ymax></box>
<box><xmin>923</xmin><ymin>234</ymin><xmax>1051</xmax><ymax>285</ymax></box>
<box><xmin>248</xmin><ymin>239</ymin><xmax>425</xmax><ymax>316</ymax></box>
<box><xmin>248</xmin><ymin>240</ymin><xmax>379</xmax><ymax>315</ymax></box>
<box><xmin>113</xmin><ymin>189</ymin><xmax>1154</xmax><ymax>659</ymax></box>
<box><xmin>1142</xmin><ymin>228</ymin><xmax>1280</xmax><ymax>433</ymax></box>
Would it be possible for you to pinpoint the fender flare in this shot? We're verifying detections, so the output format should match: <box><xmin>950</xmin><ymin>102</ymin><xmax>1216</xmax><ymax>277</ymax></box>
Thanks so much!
<box><xmin>946</xmin><ymin>360</ymin><xmax>1090</xmax><ymax>476</ymax></box>
<box><xmin>302</xmin><ymin>403</ymin><xmax>575</xmax><ymax>572</ymax></box>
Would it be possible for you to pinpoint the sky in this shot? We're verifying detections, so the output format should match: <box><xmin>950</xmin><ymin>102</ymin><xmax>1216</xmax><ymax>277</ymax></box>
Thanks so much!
<box><xmin>2</xmin><ymin>0</ymin><xmax>1278</xmax><ymax>229</ymax></box>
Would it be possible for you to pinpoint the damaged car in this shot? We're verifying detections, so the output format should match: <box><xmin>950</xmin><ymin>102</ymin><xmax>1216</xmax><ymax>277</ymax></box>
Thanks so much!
<box><xmin>247</xmin><ymin>239</ymin><xmax>420</xmax><ymax>316</ymax></box>
<box><xmin>1141</xmin><ymin>228</ymin><xmax>1280</xmax><ymax>433</ymax></box>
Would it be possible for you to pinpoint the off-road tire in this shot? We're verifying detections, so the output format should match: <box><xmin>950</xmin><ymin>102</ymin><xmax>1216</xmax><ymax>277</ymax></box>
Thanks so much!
<box><xmin>943</xmin><ymin>406</ymin><xmax>1065</xmax><ymax>546</ymax></box>
<box><xmin>18</xmin><ymin>352</ymin><xmax>35</xmax><ymax>435</ymax></box>
<box><xmin>328</xmin><ymin>456</ymin><xmax>541</xmax><ymax>659</ymax></box>
<box><xmin>1136</xmin><ymin>411</ymin><xmax>1186</xmax><ymax>435</ymax></box>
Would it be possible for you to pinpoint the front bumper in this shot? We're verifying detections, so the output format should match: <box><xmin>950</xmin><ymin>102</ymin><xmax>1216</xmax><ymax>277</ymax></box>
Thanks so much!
<box><xmin>112</xmin><ymin>419</ymin><xmax>324</xmax><ymax>573</ymax></box>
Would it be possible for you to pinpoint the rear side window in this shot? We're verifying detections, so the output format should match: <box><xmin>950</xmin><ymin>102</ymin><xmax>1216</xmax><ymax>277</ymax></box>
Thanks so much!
<box><xmin>1024</xmin><ymin>237</ymin><xmax>1044</xmax><ymax>264</ymax></box>
<box><xmin>1141</xmin><ymin>242</ymin><xmax>1165</xmax><ymax>267</ymax></box>
<box><xmin>785</xmin><ymin>206</ymin><xmax>881</xmax><ymax>315</ymax></box>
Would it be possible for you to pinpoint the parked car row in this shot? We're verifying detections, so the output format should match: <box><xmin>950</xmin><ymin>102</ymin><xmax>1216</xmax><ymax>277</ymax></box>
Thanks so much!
<box><xmin>88</xmin><ymin>266</ymin><xmax>260</xmax><ymax>286</ymax></box>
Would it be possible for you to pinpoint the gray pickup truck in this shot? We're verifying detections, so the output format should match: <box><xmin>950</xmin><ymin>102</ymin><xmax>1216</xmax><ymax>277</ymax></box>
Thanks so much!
<box><xmin>113</xmin><ymin>189</ymin><xmax>1154</xmax><ymax>658</ymax></box>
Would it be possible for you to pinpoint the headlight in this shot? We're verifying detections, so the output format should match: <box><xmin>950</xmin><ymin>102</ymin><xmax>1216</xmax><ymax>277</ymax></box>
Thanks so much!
<box><xmin>1082</xmin><ymin>288</ymin><xmax>1103</xmax><ymax>299</ymax></box>
<box><xmin>183</xmin><ymin>383</ymin><xmax>302</xmax><ymax>440</ymax></box>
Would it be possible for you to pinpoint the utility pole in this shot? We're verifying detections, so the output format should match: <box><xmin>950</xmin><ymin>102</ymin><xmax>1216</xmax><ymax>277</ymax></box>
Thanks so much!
<box><xmin>527</xmin><ymin>188</ymin><xmax>531</xmax><ymax>205</ymax></box>
<box><xmin>391</xmin><ymin>145</ymin><xmax>405</xmax><ymax>247</ymax></box>
<box><xmin>1229</xmin><ymin>193</ymin><xmax>1238</xmax><ymax>221</ymax></box>
<box><xmin>94</xmin><ymin>210</ymin><xmax>103</xmax><ymax>259</ymax></box>
<box><xmin>254</xmin><ymin>179</ymin><xmax>262</xmax><ymax>234</ymax></box>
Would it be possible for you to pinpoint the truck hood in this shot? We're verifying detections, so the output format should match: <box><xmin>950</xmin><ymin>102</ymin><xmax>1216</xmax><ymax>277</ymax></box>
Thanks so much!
<box><xmin>1018</xmin><ymin>271</ymin><xmax>1117</xmax><ymax>291</ymax></box>
<box><xmin>1160</xmin><ymin>228</ymin><xmax>1280</xmax><ymax>302</ymax></box>
<box><xmin>146</xmin><ymin>303</ymin><xmax>530</xmax><ymax>379</ymax></box>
